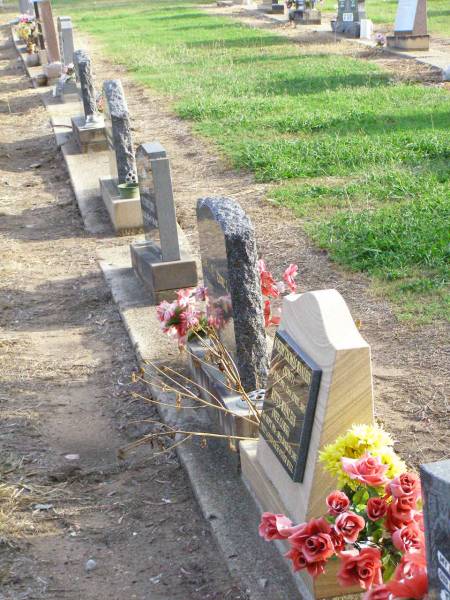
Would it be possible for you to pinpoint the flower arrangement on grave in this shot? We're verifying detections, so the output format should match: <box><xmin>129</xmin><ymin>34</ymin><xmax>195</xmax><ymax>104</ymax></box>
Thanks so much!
<box><xmin>96</xmin><ymin>91</ymin><xmax>105</xmax><ymax>114</ymax></box>
<box><xmin>17</xmin><ymin>15</ymin><xmax>38</xmax><ymax>53</ymax></box>
<box><xmin>258</xmin><ymin>261</ymin><xmax>298</xmax><ymax>327</ymax></box>
<box><xmin>258</xmin><ymin>424</ymin><xmax>428</xmax><ymax>599</ymax></box>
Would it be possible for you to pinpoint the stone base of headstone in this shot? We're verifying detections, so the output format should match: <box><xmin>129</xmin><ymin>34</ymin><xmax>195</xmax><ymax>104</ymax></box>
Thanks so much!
<box><xmin>71</xmin><ymin>115</ymin><xmax>108</xmax><ymax>153</ymax></box>
<box><xmin>240</xmin><ymin>440</ymin><xmax>360</xmax><ymax>599</ymax></box>
<box><xmin>43</xmin><ymin>61</ymin><xmax>62</xmax><ymax>80</ymax></box>
<box><xmin>130</xmin><ymin>240</ymin><xmax>197</xmax><ymax>303</ymax></box>
<box><xmin>100</xmin><ymin>177</ymin><xmax>143</xmax><ymax>233</ymax></box>
<box><xmin>37</xmin><ymin>49</ymin><xmax>48</xmax><ymax>66</ymax></box>
<box><xmin>386</xmin><ymin>33</ymin><xmax>430</xmax><ymax>51</ymax></box>
<box><xmin>186</xmin><ymin>339</ymin><xmax>262</xmax><ymax>447</ymax></box>
<box><xmin>271</xmin><ymin>3</ymin><xmax>285</xmax><ymax>13</ymax></box>
<box><xmin>294</xmin><ymin>8</ymin><xmax>321</xmax><ymax>23</ymax></box>
<box><xmin>333</xmin><ymin>20</ymin><xmax>360</xmax><ymax>37</ymax></box>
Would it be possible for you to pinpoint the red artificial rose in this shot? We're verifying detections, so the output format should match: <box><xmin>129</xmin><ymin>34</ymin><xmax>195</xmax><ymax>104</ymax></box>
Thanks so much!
<box><xmin>367</xmin><ymin>497</ymin><xmax>388</xmax><ymax>521</ymax></box>
<box><xmin>326</xmin><ymin>491</ymin><xmax>350</xmax><ymax>516</ymax></box>
<box><xmin>392</xmin><ymin>521</ymin><xmax>424</xmax><ymax>552</ymax></box>
<box><xmin>363</xmin><ymin>584</ymin><xmax>391</xmax><ymax>600</ymax></box>
<box><xmin>258</xmin><ymin>260</ymin><xmax>279</xmax><ymax>298</ymax></box>
<box><xmin>337</xmin><ymin>547</ymin><xmax>383</xmax><ymax>590</ymax></box>
<box><xmin>388</xmin><ymin>472</ymin><xmax>421</xmax><ymax>502</ymax></box>
<box><xmin>259</xmin><ymin>512</ymin><xmax>294</xmax><ymax>541</ymax></box>
<box><xmin>385</xmin><ymin>497</ymin><xmax>416</xmax><ymax>532</ymax></box>
<box><xmin>288</xmin><ymin>517</ymin><xmax>335</xmax><ymax>564</ymax></box>
<box><xmin>386</xmin><ymin>550</ymin><xmax>428</xmax><ymax>600</ymax></box>
<box><xmin>285</xmin><ymin>547</ymin><xmax>327</xmax><ymax>578</ymax></box>
<box><xmin>330</xmin><ymin>526</ymin><xmax>346</xmax><ymax>553</ymax></box>
<box><xmin>334</xmin><ymin>511</ymin><xmax>366</xmax><ymax>543</ymax></box>
<box><xmin>341</xmin><ymin>453</ymin><xmax>389</xmax><ymax>487</ymax></box>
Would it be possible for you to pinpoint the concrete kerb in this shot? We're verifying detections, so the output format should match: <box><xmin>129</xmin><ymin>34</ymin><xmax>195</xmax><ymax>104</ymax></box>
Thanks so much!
<box><xmin>11</xmin><ymin>25</ymin><xmax>302</xmax><ymax>599</ymax></box>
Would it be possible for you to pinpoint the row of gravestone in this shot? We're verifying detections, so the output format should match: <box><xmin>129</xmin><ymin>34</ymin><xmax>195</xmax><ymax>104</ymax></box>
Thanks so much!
<box><xmin>30</xmin><ymin>7</ymin><xmax>448</xmax><ymax>598</ymax></box>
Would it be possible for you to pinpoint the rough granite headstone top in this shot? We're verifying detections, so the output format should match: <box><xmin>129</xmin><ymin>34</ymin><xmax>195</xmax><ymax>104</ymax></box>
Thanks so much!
<box><xmin>103</xmin><ymin>79</ymin><xmax>136</xmax><ymax>185</ymax></box>
<box><xmin>73</xmin><ymin>49</ymin><xmax>97</xmax><ymax>120</ymax></box>
<box><xmin>196</xmin><ymin>196</ymin><xmax>268</xmax><ymax>391</ymax></box>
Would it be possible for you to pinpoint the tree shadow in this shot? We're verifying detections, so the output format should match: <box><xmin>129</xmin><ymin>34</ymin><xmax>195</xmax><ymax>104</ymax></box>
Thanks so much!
<box><xmin>185</xmin><ymin>34</ymin><xmax>289</xmax><ymax>48</ymax></box>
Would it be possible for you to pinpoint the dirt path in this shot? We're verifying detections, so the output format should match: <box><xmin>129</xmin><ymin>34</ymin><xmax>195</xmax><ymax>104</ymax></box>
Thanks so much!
<box><xmin>0</xmin><ymin>21</ymin><xmax>246</xmax><ymax>600</ymax></box>
<box><xmin>73</xmin><ymin>21</ymin><xmax>449</xmax><ymax>469</ymax></box>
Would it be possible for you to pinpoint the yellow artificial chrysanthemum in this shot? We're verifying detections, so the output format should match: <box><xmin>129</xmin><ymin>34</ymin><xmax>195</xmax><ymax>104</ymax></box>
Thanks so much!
<box><xmin>319</xmin><ymin>424</ymin><xmax>406</xmax><ymax>490</ymax></box>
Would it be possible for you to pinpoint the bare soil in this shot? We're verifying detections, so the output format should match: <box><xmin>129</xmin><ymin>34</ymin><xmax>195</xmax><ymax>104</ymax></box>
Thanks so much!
<box><xmin>0</xmin><ymin>19</ymin><xmax>246</xmax><ymax>600</ymax></box>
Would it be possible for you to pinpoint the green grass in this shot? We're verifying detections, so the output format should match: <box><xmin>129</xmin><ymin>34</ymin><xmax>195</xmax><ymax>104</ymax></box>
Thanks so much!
<box><xmin>322</xmin><ymin>0</ymin><xmax>450</xmax><ymax>37</ymax></box>
<box><xmin>55</xmin><ymin>0</ymin><xmax>450</xmax><ymax>322</ymax></box>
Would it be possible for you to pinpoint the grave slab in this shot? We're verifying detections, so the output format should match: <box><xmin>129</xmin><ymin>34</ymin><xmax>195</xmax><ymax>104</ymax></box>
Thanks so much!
<box><xmin>241</xmin><ymin>289</ymin><xmax>374</xmax><ymax>598</ymax></box>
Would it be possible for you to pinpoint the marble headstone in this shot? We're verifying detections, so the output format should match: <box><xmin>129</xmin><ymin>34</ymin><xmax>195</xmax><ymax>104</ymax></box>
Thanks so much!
<box><xmin>196</xmin><ymin>196</ymin><xmax>268</xmax><ymax>392</ymax></box>
<box><xmin>420</xmin><ymin>460</ymin><xmax>450</xmax><ymax>600</ymax></box>
<box><xmin>103</xmin><ymin>79</ymin><xmax>136</xmax><ymax>185</ymax></box>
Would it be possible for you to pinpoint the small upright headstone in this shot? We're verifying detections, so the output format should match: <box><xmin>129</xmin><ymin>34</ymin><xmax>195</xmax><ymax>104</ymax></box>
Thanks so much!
<box><xmin>420</xmin><ymin>459</ymin><xmax>450</xmax><ymax>600</ymax></box>
<box><xmin>57</xmin><ymin>16</ymin><xmax>74</xmax><ymax>67</ymax></box>
<box><xmin>71</xmin><ymin>50</ymin><xmax>106</xmax><ymax>152</ymax></box>
<box><xmin>130</xmin><ymin>142</ymin><xmax>197</xmax><ymax>301</ymax></box>
<box><xmin>240</xmin><ymin>289</ymin><xmax>374</xmax><ymax>598</ymax></box>
<box><xmin>196</xmin><ymin>197</ymin><xmax>268</xmax><ymax>392</ymax></box>
<box><xmin>332</xmin><ymin>0</ymin><xmax>365</xmax><ymax>37</ymax></box>
<box><xmin>387</xmin><ymin>0</ymin><xmax>430</xmax><ymax>50</ymax></box>
<box><xmin>99</xmin><ymin>79</ymin><xmax>142</xmax><ymax>232</ymax></box>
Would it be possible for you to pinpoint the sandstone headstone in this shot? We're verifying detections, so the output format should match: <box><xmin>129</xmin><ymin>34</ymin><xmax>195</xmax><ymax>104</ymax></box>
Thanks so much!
<box><xmin>33</xmin><ymin>1</ymin><xmax>45</xmax><ymax>53</ymax></box>
<box><xmin>130</xmin><ymin>142</ymin><xmax>197</xmax><ymax>300</ymax></box>
<box><xmin>36</xmin><ymin>0</ymin><xmax>60</xmax><ymax>63</ymax></box>
<box><xmin>103</xmin><ymin>79</ymin><xmax>136</xmax><ymax>185</ymax></box>
<box><xmin>196</xmin><ymin>196</ymin><xmax>268</xmax><ymax>392</ymax></box>
<box><xmin>420</xmin><ymin>459</ymin><xmax>450</xmax><ymax>600</ymax></box>
<box><xmin>241</xmin><ymin>289</ymin><xmax>374</xmax><ymax>598</ymax></box>
<box><xmin>57</xmin><ymin>16</ymin><xmax>74</xmax><ymax>67</ymax></box>
<box><xmin>387</xmin><ymin>0</ymin><xmax>430</xmax><ymax>50</ymax></box>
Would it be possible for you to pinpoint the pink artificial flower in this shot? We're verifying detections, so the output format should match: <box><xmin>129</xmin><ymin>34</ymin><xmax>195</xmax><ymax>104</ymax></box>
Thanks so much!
<box><xmin>176</xmin><ymin>288</ymin><xmax>194</xmax><ymax>307</ymax></box>
<box><xmin>341</xmin><ymin>453</ymin><xmax>389</xmax><ymax>487</ymax></box>
<box><xmin>288</xmin><ymin>517</ymin><xmax>335</xmax><ymax>564</ymax></box>
<box><xmin>385</xmin><ymin>496</ymin><xmax>416</xmax><ymax>532</ymax></box>
<box><xmin>363</xmin><ymin>584</ymin><xmax>391</xmax><ymax>600</ymax></box>
<box><xmin>258</xmin><ymin>260</ymin><xmax>279</xmax><ymax>298</ymax></box>
<box><xmin>156</xmin><ymin>300</ymin><xmax>176</xmax><ymax>323</ymax></box>
<box><xmin>263</xmin><ymin>300</ymin><xmax>281</xmax><ymax>328</ymax></box>
<box><xmin>392</xmin><ymin>521</ymin><xmax>424</xmax><ymax>552</ymax></box>
<box><xmin>366</xmin><ymin>497</ymin><xmax>388</xmax><ymax>521</ymax></box>
<box><xmin>386</xmin><ymin>473</ymin><xmax>421</xmax><ymax>502</ymax></box>
<box><xmin>283</xmin><ymin>264</ymin><xmax>299</xmax><ymax>293</ymax></box>
<box><xmin>334</xmin><ymin>511</ymin><xmax>366</xmax><ymax>544</ymax></box>
<box><xmin>337</xmin><ymin>547</ymin><xmax>383</xmax><ymax>590</ymax></box>
<box><xmin>285</xmin><ymin>547</ymin><xmax>326</xmax><ymax>578</ymax></box>
<box><xmin>385</xmin><ymin>550</ymin><xmax>428</xmax><ymax>599</ymax></box>
<box><xmin>258</xmin><ymin>512</ymin><xmax>294</xmax><ymax>541</ymax></box>
<box><xmin>326</xmin><ymin>490</ymin><xmax>350</xmax><ymax>516</ymax></box>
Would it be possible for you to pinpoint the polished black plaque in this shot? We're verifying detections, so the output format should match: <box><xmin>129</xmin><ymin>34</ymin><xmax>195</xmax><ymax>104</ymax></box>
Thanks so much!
<box><xmin>260</xmin><ymin>330</ymin><xmax>322</xmax><ymax>482</ymax></box>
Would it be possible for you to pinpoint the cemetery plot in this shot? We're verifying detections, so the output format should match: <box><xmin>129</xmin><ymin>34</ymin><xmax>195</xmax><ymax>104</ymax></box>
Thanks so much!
<box><xmin>57</xmin><ymin>0</ymin><xmax>450</xmax><ymax>323</ymax></box>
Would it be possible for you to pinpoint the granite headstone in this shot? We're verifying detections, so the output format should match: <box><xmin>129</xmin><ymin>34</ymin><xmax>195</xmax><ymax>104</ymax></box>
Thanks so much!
<box><xmin>420</xmin><ymin>460</ymin><xmax>450</xmax><ymax>600</ymax></box>
<box><xmin>73</xmin><ymin>49</ymin><xmax>97</xmax><ymax>123</ymax></box>
<box><xmin>103</xmin><ymin>79</ymin><xmax>136</xmax><ymax>185</ymax></box>
<box><xmin>196</xmin><ymin>196</ymin><xmax>268</xmax><ymax>392</ymax></box>
<box><xmin>333</xmin><ymin>0</ymin><xmax>366</xmax><ymax>37</ymax></box>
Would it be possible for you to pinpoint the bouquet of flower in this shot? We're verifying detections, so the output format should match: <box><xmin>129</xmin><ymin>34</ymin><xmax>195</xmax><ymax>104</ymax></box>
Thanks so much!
<box><xmin>258</xmin><ymin>425</ymin><xmax>428</xmax><ymax>600</ymax></box>
<box><xmin>156</xmin><ymin>287</ymin><xmax>208</xmax><ymax>346</ymax></box>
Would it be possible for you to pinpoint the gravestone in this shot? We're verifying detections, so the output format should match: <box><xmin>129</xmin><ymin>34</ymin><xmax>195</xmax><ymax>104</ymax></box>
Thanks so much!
<box><xmin>71</xmin><ymin>50</ymin><xmax>106</xmax><ymax>152</ymax></box>
<box><xmin>35</xmin><ymin>0</ymin><xmax>62</xmax><ymax>80</ymax></box>
<box><xmin>332</xmin><ymin>0</ymin><xmax>365</xmax><ymax>37</ymax></box>
<box><xmin>99</xmin><ymin>79</ymin><xmax>142</xmax><ymax>232</ymax></box>
<box><xmin>57</xmin><ymin>16</ymin><xmax>74</xmax><ymax>66</ymax></box>
<box><xmin>130</xmin><ymin>142</ymin><xmax>197</xmax><ymax>301</ymax></box>
<box><xmin>386</xmin><ymin>0</ymin><xmax>430</xmax><ymax>50</ymax></box>
<box><xmin>196</xmin><ymin>196</ymin><xmax>268</xmax><ymax>392</ymax></box>
<box><xmin>32</xmin><ymin>0</ymin><xmax>46</xmax><ymax>63</ymax></box>
<box><xmin>289</xmin><ymin>0</ymin><xmax>321</xmax><ymax>24</ymax></box>
<box><xmin>241</xmin><ymin>289</ymin><xmax>374</xmax><ymax>598</ymax></box>
<box><xmin>420</xmin><ymin>460</ymin><xmax>450</xmax><ymax>600</ymax></box>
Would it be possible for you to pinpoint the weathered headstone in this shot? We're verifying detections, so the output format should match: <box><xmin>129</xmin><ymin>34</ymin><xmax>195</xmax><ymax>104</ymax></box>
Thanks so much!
<box><xmin>99</xmin><ymin>79</ymin><xmax>142</xmax><ymax>232</ymax></box>
<box><xmin>387</xmin><ymin>0</ymin><xmax>430</xmax><ymax>50</ymax></box>
<box><xmin>130</xmin><ymin>142</ymin><xmax>197</xmax><ymax>300</ymax></box>
<box><xmin>57</xmin><ymin>16</ymin><xmax>74</xmax><ymax>67</ymax></box>
<box><xmin>241</xmin><ymin>290</ymin><xmax>374</xmax><ymax>598</ymax></box>
<box><xmin>332</xmin><ymin>0</ymin><xmax>365</xmax><ymax>37</ymax></box>
<box><xmin>71</xmin><ymin>50</ymin><xmax>106</xmax><ymax>151</ymax></box>
<box><xmin>196</xmin><ymin>196</ymin><xmax>268</xmax><ymax>392</ymax></box>
<box><xmin>36</xmin><ymin>0</ymin><xmax>60</xmax><ymax>65</ymax></box>
<box><xmin>420</xmin><ymin>460</ymin><xmax>450</xmax><ymax>600</ymax></box>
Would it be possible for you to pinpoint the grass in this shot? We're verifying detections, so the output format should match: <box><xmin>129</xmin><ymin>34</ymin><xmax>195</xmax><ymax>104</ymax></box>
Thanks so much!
<box><xmin>322</xmin><ymin>0</ymin><xmax>450</xmax><ymax>37</ymax></box>
<box><xmin>54</xmin><ymin>0</ymin><xmax>450</xmax><ymax>322</ymax></box>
